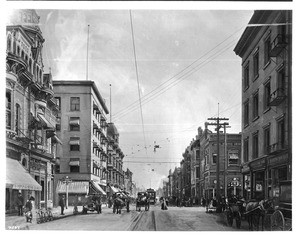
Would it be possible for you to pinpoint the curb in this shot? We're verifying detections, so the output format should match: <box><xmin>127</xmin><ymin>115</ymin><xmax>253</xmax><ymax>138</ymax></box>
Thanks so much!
<box><xmin>19</xmin><ymin>213</ymin><xmax>75</xmax><ymax>230</ymax></box>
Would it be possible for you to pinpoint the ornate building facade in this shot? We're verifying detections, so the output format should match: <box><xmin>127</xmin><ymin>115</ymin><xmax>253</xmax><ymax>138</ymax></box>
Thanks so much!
<box><xmin>6</xmin><ymin>10</ymin><xmax>60</xmax><ymax>212</ymax></box>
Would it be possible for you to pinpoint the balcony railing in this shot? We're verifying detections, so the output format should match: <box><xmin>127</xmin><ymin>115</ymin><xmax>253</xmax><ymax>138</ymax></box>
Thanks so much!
<box><xmin>269</xmin><ymin>88</ymin><xmax>286</xmax><ymax>106</ymax></box>
<box><xmin>270</xmin><ymin>34</ymin><xmax>287</xmax><ymax>57</ymax></box>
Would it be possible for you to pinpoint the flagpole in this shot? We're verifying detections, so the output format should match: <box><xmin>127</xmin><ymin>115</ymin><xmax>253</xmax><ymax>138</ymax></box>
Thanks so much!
<box><xmin>86</xmin><ymin>25</ymin><xmax>90</xmax><ymax>81</ymax></box>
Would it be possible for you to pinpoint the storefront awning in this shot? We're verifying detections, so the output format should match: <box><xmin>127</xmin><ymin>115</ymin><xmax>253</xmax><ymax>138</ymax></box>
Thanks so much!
<box><xmin>57</xmin><ymin>181</ymin><xmax>89</xmax><ymax>194</ymax></box>
<box><xmin>89</xmin><ymin>181</ymin><xmax>106</xmax><ymax>195</ymax></box>
<box><xmin>6</xmin><ymin>158</ymin><xmax>42</xmax><ymax>191</ymax></box>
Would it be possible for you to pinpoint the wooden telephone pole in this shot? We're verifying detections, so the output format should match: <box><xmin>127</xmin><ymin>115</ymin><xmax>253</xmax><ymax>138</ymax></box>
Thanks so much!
<box><xmin>205</xmin><ymin>117</ymin><xmax>229</xmax><ymax>206</ymax></box>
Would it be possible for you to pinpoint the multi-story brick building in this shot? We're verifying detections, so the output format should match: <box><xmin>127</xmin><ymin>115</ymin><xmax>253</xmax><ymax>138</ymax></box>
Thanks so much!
<box><xmin>234</xmin><ymin>10</ymin><xmax>292</xmax><ymax>201</ymax></box>
<box><xmin>107</xmin><ymin>123</ymin><xmax>125</xmax><ymax>195</ymax></box>
<box><xmin>53</xmin><ymin>80</ymin><xmax>108</xmax><ymax>206</ymax></box>
<box><xmin>199</xmin><ymin>128</ymin><xmax>242</xmax><ymax>200</ymax></box>
<box><xmin>6</xmin><ymin>9</ymin><xmax>60</xmax><ymax>212</ymax></box>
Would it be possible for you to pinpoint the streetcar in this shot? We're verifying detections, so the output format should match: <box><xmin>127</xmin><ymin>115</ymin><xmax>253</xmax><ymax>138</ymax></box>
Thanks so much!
<box><xmin>146</xmin><ymin>188</ymin><xmax>156</xmax><ymax>204</ymax></box>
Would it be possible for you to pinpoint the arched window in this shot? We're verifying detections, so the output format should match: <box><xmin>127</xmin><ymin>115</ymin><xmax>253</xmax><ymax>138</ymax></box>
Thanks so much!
<box><xmin>13</xmin><ymin>41</ymin><xmax>16</xmax><ymax>54</ymax></box>
<box><xmin>21</xmin><ymin>51</ymin><xmax>24</xmax><ymax>59</ymax></box>
<box><xmin>15</xmin><ymin>103</ymin><xmax>21</xmax><ymax>135</ymax></box>
<box><xmin>6</xmin><ymin>92</ymin><xmax>12</xmax><ymax>129</ymax></box>
<box><xmin>22</xmin><ymin>158</ymin><xmax>27</xmax><ymax>168</ymax></box>
<box><xmin>17</xmin><ymin>46</ymin><xmax>20</xmax><ymax>56</ymax></box>
<box><xmin>29</xmin><ymin>59</ymin><xmax>32</xmax><ymax>74</ymax></box>
<box><xmin>7</xmin><ymin>35</ymin><xmax>11</xmax><ymax>52</ymax></box>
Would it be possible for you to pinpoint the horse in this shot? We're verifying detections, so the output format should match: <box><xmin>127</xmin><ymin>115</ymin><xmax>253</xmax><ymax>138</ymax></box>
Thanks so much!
<box><xmin>243</xmin><ymin>199</ymin><xmax>273</xmax><ymax>231</ymax></box>
<box><xmin>113</xmin><ymin>192</ymin><xmax>129</xmax><ymax>214</ymax></box>
<box><xmin>136</xmin><ymin>193</ymin><xmax>149</xmax><ymax>211</ymax></box>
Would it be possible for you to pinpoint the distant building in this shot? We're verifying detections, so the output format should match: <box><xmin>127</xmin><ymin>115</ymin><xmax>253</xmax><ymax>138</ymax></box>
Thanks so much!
<box><xmin>199</xmin><ymin>127</ymin><xmax>242</xmax><ymax>200</ymax></box>
<box><xmin>124</xmin><ymin>168</ymin><xmax>133</xmax><ymax>196</ymax></box>
<box><xmin>234</xmin><ymin>10</ymin><xmax>292</xmax><ymax>201</ymax></box>
<box><xmin>53</xmin><ymin>80</ymin><xmax>109</xmax><ymax>206</ymax></box>
<box><xmin>6</xmin><ymin>9</ymin><xmax>60</xmax><ymax>212</ymax></box>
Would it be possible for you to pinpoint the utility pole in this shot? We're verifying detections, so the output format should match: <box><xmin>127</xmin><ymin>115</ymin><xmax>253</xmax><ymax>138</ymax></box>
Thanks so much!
<box><xmin>224</xmin><ymin>124</ymin><xmax>231</xmax><ymax>198</ymax></box>
<box><xmin>206</xmin><ymin>116</ymin><xmax>229</xmax><ymax>207</ymax></box>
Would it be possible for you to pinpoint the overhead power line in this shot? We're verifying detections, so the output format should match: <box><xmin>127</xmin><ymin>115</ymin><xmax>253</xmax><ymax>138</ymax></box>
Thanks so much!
<box><xmin>114</xmin><ymin>39</ymin><xmax>238</xmax><ymax>122</ymax></box>
<box><xmin>112</xmin><ymin>26</ymin><xmax>245</xmax><ymax>120</ymax></box>
<box><xmin>129</xmin><ymin>10</ymin><xmax>148</xmax><ymax>156</ymax></box>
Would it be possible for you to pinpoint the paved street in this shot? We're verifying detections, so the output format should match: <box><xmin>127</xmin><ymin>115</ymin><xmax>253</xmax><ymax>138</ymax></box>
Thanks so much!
<box><xmin>24</xmin><ymin>204</ymin><xmax>245</xmax><ymax>231</ymax></box>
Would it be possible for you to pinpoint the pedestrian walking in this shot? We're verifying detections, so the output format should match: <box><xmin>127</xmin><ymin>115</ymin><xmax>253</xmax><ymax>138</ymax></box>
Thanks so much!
<box><xmin>24</xmin><ymin>196</ymin><xmax>34</xmax><ymax>223</ymax></box>
<box><xmin>16</xmin><ymin>191</ymin><xmax>24</xmax><ymax>216</ymax></box>
<box><xmin>59</xmin><ymin>195</ymin><xmax>65</xmax><ymax>215</ymax></box>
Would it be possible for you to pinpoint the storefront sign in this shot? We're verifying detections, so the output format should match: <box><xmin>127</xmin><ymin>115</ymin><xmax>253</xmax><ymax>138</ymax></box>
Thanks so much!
<box><xmin>241</xmin><ymin>164</ymin><xmax>250</xmax><ymax>173</ymax></box>
<box><xmin>268</xmin><ymin>153</ymin><xmax>289</xmax><ymax>167</ymax></box>
<box><xmin>249</xmin><ymin>157</ymin><xmax>266</xmax><ymax>170</ymax></box>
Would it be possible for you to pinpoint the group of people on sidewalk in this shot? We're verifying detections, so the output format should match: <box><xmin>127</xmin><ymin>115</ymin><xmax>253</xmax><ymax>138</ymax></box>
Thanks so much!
<box><xmin>15</xmin><ymin>191</ymin><xmax>35</xmax><ymax>223</ymax></box>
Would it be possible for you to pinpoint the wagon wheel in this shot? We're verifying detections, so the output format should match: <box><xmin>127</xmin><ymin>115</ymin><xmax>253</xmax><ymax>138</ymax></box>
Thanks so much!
<box><xmin>271</xmin><ymin>210</ymin><xmax>285</xmax><ymax>231</ymax></box>
<box><xmin>236</xmin><ymin>211</ymin><xmax>242</xmax><ymax>229</ymax></box>
<box><xmin>226</xmin><ymin>210</ymin><xmax>233</xmax><ymax>227</ymax></box>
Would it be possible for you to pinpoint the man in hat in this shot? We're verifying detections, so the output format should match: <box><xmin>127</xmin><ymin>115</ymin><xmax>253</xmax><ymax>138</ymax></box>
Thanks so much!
<box><xmin>59</xmin><ymin>195</ymin><xmax>65</xmax><ymax>215</ymax></box>
<box><xmin>16</xmin><ymin>191</ymin><xmax>24</xmax><ymax>216</ymax></box>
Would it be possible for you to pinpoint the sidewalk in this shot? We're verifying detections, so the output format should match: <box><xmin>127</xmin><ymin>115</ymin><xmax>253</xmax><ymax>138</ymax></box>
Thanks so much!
<box><xmin>5</xmin><ymin>205</ymin><xmax>107</xmax><ymax>230</ymax></box>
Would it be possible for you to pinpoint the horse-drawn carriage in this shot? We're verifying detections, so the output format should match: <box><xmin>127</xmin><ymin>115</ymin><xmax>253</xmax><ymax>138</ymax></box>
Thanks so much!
<box><xmin>112</xmin><ymin>191</ymin><xmax>130</xmax><ymax>214</ymax></box>
<box><xmin>136</xmin><ymin>192</ymin><xmax>150</xmax><ymax>211</ymax></box>
<box><xmin>225</xmin><ymin>196</ymin><xmax>273</xmax><ymax>230</ymax></box>
<box><xmin>270</xmin><ymin>180</ymin><xmax>292</xmax><ymax>231</ymax></box>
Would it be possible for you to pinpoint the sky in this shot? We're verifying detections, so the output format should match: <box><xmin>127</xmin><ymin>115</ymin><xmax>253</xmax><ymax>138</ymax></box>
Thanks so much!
<box><xmin>33</xmin><ymin>9</ymin><xmax>255</xmax><ymax>190</ymax></box>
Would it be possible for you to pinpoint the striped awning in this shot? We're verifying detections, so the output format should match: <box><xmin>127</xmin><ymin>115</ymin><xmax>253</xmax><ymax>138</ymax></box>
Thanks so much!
<box><xmin>89</xmin><ymin>180</ymin><xmax>106</xmax><ymax>195</ymax></box>
<box><xmin>57</xmin><ymin>181</ymin><xmax>89</xmax><ymax>194</ymax></box>
<box><xmin>69</xmin><ymin>160</ymin><xmax>80</xmax><ymax>166</ymax></box>
<box><xmin>69</xmin><ymin>118</ymin><xmax>80</xmax><ymax>126</ymax></box>
<box><xmin>6</xmin><ymin>158</ymin><xmax>42</xmax><ymax>191</ymax></box>
<box><xmin>69</xmin><ymin>139</ymin><xmax>80</xmax><ymax>145</ymax></box>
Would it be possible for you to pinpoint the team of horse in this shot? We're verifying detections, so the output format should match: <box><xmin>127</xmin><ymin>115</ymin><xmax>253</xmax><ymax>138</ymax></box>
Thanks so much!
<box><xmin>112</xmin><ymin>191</ymin><xmax>130</xmax><ymax>214</ymax></box>
<box><xmin>226</xmin><ymin>196</ymin><xmax>274</xmax><ymax>231</ymax></box>
<box><xmin>136</xmin><ymin>192</ymin><xmax>150</xmax><ymax>211</ymax></box>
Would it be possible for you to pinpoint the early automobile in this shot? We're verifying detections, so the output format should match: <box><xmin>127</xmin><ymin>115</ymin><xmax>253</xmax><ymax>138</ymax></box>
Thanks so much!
<box><xmin>82</xmin><ymin>194</ymin><xmax>102</xmax><ymax>214</ymax></box>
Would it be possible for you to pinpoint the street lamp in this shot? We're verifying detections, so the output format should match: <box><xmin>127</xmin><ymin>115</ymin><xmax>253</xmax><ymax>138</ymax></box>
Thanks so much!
<box><xmin>62</xmin><ymin>176</ymin><xmax>72</xmax><ymax>209</ymax></box>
